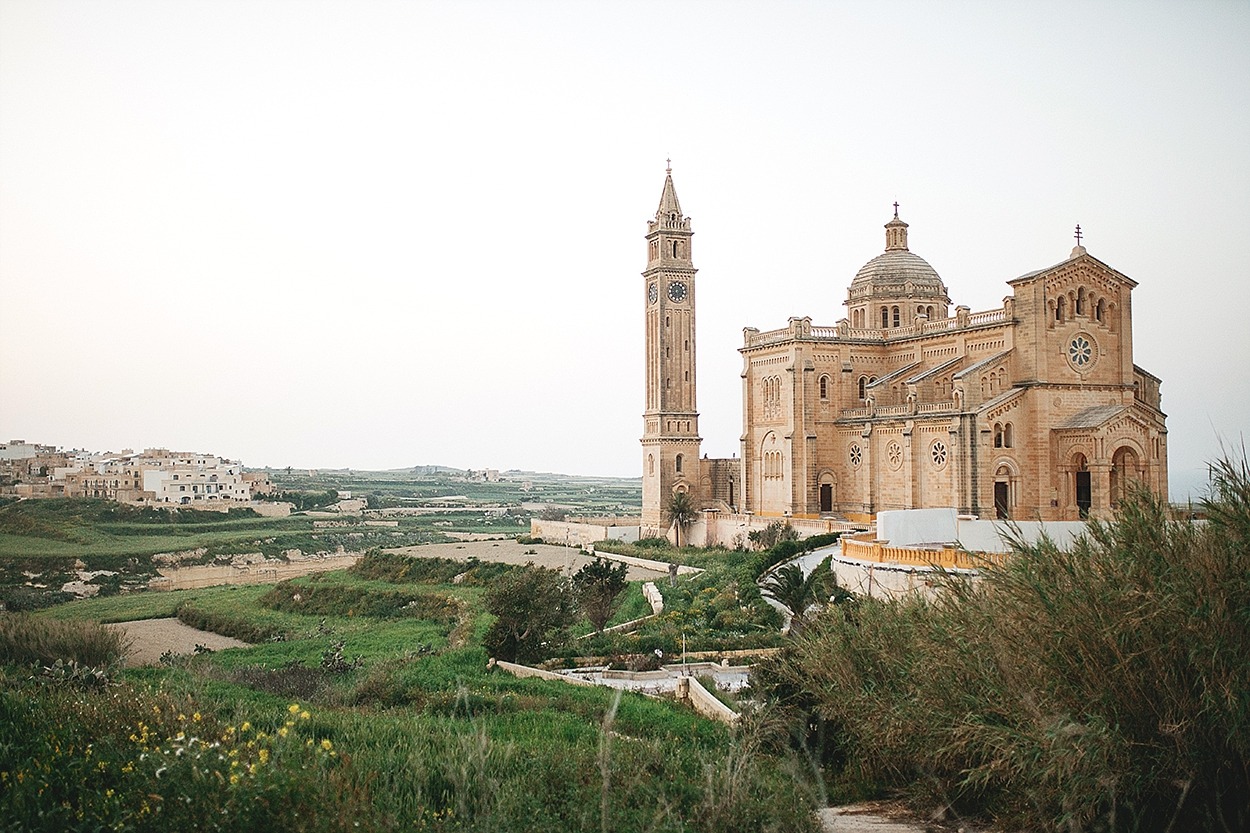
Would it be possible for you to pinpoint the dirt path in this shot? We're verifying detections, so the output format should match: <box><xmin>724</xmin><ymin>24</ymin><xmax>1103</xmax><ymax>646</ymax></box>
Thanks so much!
<box><xmin>107</xmin><ymin>618</ymin><xmax>251</xmax><ymax>667</ymax></box>
<box><xmin>386</xmin><ymin>540</ymin><xmax>669</xmax><ymax>581</ymax></box>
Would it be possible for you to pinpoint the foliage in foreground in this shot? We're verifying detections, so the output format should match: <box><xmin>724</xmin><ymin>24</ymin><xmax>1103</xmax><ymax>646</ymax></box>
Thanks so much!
<box><xmin>0</xmin><ymin>682</ymin><xmax>374</xmax><ymax>832</ymax></box>
<box><xmin>771</xmin><ymin>464</ymin><xmax>1250</xmax><ymax>831</ymax></box>
<box><xmin>0</xmin><ymin>613</ymin><xmax>129</xmax><ymax>668</ymax></box>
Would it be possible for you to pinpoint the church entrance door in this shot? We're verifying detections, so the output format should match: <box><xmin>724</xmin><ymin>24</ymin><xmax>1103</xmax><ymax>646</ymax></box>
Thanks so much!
<box><xmin>1076</xmin><ymin>471</ymin><xmax>1092</xmax><ymax>518</ymax></box>
<box><xmin>994</xmin><ymin>482</ymin><xmax>1009</xmax><ymax>519</ymax></box>
<box><xmin>819</xmin><ymin>484</ymin><xmax>833</xmax><ymax>513</ymax></box>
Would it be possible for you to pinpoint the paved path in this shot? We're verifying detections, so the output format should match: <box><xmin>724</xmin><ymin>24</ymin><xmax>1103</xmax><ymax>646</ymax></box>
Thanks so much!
<box><xmin>386</xmin><ymin>540</ymin><xmax>670</xmax><ymax>582</ymax></box>
<box><xmin>107</xmin><ymin>618</ymin><xmax>251</xmax><ymax>667</ymax></box>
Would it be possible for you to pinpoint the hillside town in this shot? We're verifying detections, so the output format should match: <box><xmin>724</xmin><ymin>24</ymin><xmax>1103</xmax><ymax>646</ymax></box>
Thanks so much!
<box><xmin>0</xmin><ymin>439</ymin><xmax>273</xmax><ymax>508</ymax></box>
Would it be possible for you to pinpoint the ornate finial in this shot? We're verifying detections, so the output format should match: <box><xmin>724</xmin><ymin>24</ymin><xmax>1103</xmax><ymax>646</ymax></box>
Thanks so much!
<box><xmin>1074</xmin><ymin>224</ymin><xmax>1083</xmax><ymax>246</ymax></box>
<box><xmin>666</xmin><ymin>157</ymin><xmax>672</xmax><ymax>174</ymax></box>
<box><xmin>893</xmin><ymin>201</ymin><xmax>899</xmax><ymax>219</ymax></box>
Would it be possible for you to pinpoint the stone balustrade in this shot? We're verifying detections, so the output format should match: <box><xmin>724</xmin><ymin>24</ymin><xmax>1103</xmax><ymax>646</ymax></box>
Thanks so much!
<box><xmin>840</xmin><ymin>534</ymin><xmax>1006</xmax><ymax>570</ymax></box>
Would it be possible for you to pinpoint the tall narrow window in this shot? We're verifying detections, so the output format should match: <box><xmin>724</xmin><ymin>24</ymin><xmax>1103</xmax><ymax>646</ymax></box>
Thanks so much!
<box><xmin>858</xmin><ymin>376</ymin><xmax>867</xmax><ymax>399</ymax></box>
<box><xmin>1004</xmin><ymin>422</ymin><xmax>1013</xmax><ymax>448</ymax></box>
<box><xmin>1076</xmin><ymin>287</ymin><xmax>1085</xmax><ymax>315</ymax></box>
<box><xmin>819</xmin><ymin>375</ymin><xmax>829</xmax><ymax>399</ymax></box>
<box><xmin>881</xmin><ymin>307</ymin><xmax>889</xmax><ymax>328</ymax></box>
<box><xmin>675</xmin><ymin>454</ymin><xmax>683</xmax><ymax>474</ymax></box>
<box><xmin>1056</xmin><ymin>296</ymin><xmax>1066</xmax><ymax>322</ymax></box>
<box><xmin>1095</xmin><ymin>299</ymin><xmax>1105</xmax><ymax>322</ymax></box>
<box><xmin>892</xmin><ymin>306</ymin><xmax>900</xmax><ymax>327</ymax></box>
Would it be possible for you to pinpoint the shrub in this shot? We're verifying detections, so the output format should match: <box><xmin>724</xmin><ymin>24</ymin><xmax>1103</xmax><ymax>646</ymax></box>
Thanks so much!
<box><xmin>775</xmin><ymin>467</ymin><xmax>1250</xmax><ymax>831</ymax></box>
<box><xmin>258</xmin><ymin>580</ymin><xmax>459</xmax><ymax>622</ymax></box>
<box><xmin>350</xmin><ymin>552</ymin><xmax>515</xmax><ymax>586</ymax></box>
<box><xmin>0</xmin><ymin>614</ymin><xmax>129</xmax><ymax>668</ymax></box>
<box><xmin>482</xmin><ymin>566</ymin><xmax>576</xmax><ymax>663</ymax></box>
<box><xmin>175</xmin><ymin>602</ymin><xmax>286</xmax><ymax>644</ymax></box>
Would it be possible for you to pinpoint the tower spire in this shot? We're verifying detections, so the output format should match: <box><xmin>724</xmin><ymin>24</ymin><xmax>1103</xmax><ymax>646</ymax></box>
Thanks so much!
<box><xmin>656</xmin><ymin>161</ymin><xmax>683</xmax><ymax>220</ymax></box>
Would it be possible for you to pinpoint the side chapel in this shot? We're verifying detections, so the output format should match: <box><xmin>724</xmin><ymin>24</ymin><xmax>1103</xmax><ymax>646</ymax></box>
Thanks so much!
<box><xmin>640</xmin><ymin>166</ymin><xmax>1168</xmax><ymax>534</ymax></box>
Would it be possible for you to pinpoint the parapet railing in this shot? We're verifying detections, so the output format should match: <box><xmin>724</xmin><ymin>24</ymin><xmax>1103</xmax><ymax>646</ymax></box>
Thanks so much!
<box><xmin>742</xmin><ymin>307</ymin><xmax>1010</xmax><ymax>348</ymax></box>
<box><xmin>840</xmin><ymin>535</ymin><xmax>1006</xmax><ymax>571</ymax></box>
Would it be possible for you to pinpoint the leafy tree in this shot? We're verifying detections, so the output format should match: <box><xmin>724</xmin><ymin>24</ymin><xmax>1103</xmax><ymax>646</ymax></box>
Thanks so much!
<box><xmin>760</xmin><ymin>561</ymin><xmax>833</xmax><ymax>633</ymax></box>
<box><xmin>483</xmin><ymin>566</ymin><xmax>576</xmax><ymax>663</ymax></box>
<box><xmin>573</xmin><ymin>558</ymin><xmax>628</xmax><ymax>633</ymax></box>
<box><xmin>665</xmin><ymin>490</ymin><xmax>699</xmax><ymax>548</ymax></box>
<box><xmin>539</xmin><ymin>504</ymin><xmax>568</xmax><ymax>521</ymax></box>
<box><xmin>748</xmin><ymin>520</ymin><xmax>798</xmax><ymax>550</ymax></box>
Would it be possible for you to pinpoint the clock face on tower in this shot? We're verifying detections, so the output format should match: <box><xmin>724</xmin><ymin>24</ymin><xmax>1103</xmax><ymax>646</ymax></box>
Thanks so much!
<box><xmin>648</xmin><ymin>283</ymin><xmax>658</xmax><ymax>304</ymax></box>
<box><xmin>668</xmin><ymin>281</ymin><xmax>687</xmax><ymax>302</ymax></box>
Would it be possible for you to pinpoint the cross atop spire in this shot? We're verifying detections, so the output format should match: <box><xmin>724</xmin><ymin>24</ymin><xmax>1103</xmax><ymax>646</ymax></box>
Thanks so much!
<box><xmin>666</xmin><ymin>156</ymin><xmax>671</xmax><ymax>174</ymax></box>
<box><xmin>1070</xmin><ymin>223</ymin><xmax>1088</xmax><ymax>258</ymax></box>
<box><xmin>893</xmin><ymin>201</ymin><xmax>900</xmax><ymax>219</ymax></box>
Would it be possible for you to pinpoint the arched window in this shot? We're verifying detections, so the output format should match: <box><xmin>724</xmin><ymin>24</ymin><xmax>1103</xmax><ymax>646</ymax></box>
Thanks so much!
<box><xmin>858</xmin><ymin>376</ymin><xmax>867</xmax><ymax>399</ymax></box>
<box><xmin>648</xmin><ymin>454</ymin><xmax>655</xmax><ymax>476</ymax></box>
<box><xmin>892</xmin><ymin>306</ymin><xmax>900</xmax><ymax>327</ymax></box>
<box><xmin>1056</xmin><ymin>296</ymin><xmax>1066</xmax><ymax>322</ymax></box>
<box><xmin>926</xmin><ymin>305</ymin><xmax>934</xmax><ymax>319</ymax></box>
<box><xmin>881</xmin><ymin>307</ymin><xmax>889</xmax><ymax>328</ymax></box>
<box><xmin>675</xmin><ymin>454</ymin><xmax>683</xmax><ymax>474</ymax></box>
<box><xmin>819</xmin><ymin>375</ymin><xmax>829</xmax><ymax>399</ymax></box>
<box><xmin>1095</xmin><ymin>299</ymin><xmax>1105</xmax><ymax>322</ymax></box>
<box><xmin>1004</xmin><ymin>422</ymin><xmax>1014</xmax><ymax>448</ymax></box>
<box><xmin>1076</xmin><ymin>287</ymin><xmax>1085</xmax><ymax>315</ymax></box>
<box><xmin>993</xmin><ymin>423</ymin><xmax>1004</xmax><ymax>448</ymax></box>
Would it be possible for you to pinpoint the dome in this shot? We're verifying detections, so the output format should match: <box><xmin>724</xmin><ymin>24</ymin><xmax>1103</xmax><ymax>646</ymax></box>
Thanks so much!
<box><xmin>846</xmin><ymin>207</ymin><xmax>949</xmax><ymax>303</ymax></box>
<box><xmin>851</xmin><ymin>249</ymin><xmax>946</xmax><ymax>294</ymax></box>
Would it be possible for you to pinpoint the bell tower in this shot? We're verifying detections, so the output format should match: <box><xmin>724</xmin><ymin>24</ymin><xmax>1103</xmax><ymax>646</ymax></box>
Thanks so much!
<box><xmin>641</xmin><ymin>162</ymin><xmax>702</xmax><ymax>534</ymax></box>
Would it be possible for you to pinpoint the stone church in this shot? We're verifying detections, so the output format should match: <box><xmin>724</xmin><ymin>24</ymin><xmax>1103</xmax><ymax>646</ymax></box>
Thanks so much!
<box><xmin>640</xmin><ymin>166</ymin><xmax>1168</xmax><ymax>535</ymax></box>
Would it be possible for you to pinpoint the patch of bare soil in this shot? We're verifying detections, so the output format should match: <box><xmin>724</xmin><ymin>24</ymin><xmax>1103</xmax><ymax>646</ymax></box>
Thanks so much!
<box><xmin>107</xmin><ymin>618</ymin><xmax>251</xmax><ymax>667</ymax></box>
<box><xmin>387</xmin><ymin>540</ymin><xmax>669</xmax><ymax>581</ymax></box>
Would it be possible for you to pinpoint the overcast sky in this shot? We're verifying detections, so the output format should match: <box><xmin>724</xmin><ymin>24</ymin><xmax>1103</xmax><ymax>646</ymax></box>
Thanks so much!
<box><xmin>1</xmin><ymin>0</ymin><xmax>1247</xmax><ymax>500</ymax></box>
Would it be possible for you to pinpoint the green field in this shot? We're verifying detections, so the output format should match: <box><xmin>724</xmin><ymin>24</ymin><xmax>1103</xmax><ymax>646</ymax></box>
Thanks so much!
<box><xmin>1</xmin><ymin>551</ymin><xmax>819</xmax><ymax>832</ymax></box>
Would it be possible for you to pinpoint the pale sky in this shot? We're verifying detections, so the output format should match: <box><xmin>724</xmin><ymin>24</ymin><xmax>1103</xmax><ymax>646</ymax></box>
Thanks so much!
<box><xmin>1</xmin><ymin>0</ymin><xmax>1247</xmax><ymax>500</ymax></box>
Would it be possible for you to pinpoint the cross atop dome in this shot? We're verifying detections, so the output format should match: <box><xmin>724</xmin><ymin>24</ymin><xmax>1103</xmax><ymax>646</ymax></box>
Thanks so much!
<box><xmin>1071</xmin><ymin>223</ymin><xmax>1088</xmax><ymax>258</ymax></box>
<box><xmin>885</xmin><ymin>202</ymin><xmax>909</xmax><ymax>251</ymax></box>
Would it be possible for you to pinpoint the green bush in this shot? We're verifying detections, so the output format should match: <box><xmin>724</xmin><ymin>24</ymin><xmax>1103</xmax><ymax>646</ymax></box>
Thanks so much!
<box><xmin>175</xmin><ymin>602</ymin><xmax>287</xmax><ymax>644</ymax></box>
<box><xmin>349</xmin><ymin>552</ymin><xmax>515</xmax><ymax>586</ymax></box>
<box><xmin>0</xmin><ymin>614</ymin><xmax>129</xmax><ymax>668</ymax></box>
<box><xmin>773</xmin><ymin>466</ymin><xmax>1250</xmax><ymax>831</ymax></box>
<box><xmin>259</xmin><ymin>579</ymin><xmax>460</xmax><ymax>622</ymax></box>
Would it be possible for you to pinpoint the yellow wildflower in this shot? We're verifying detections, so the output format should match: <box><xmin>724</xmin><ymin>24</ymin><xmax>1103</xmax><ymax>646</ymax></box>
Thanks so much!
<box><xmin>300</xmin><ymin>711</ymin><xmax>310</xmax><ymax>721</ymax></box>
<box><xmin>320</xmin><ymin>739</ymin><xmax>333</xmax><ymax>751</ymax></box>
<box><xmin>288</xmin><ymin>704</ymin><xmax>300</xmax><ymax>714</ymax></box>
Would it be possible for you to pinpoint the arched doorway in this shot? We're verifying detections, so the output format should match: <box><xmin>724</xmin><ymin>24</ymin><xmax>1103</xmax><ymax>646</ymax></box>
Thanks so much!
<box><xmin>1110</xmin><ymin>446</ymin><xmax>1140</xmax><ymax>509</ymax></box>
<box><xmin>994</xmin><ymin>465</ymin><xmax>1012</xmax><ymax>519</ymax></box>
<box><xmin>1073</xmin><ymin>452</ymin><xmax>1091</xmax><ymax>519</ymax></box>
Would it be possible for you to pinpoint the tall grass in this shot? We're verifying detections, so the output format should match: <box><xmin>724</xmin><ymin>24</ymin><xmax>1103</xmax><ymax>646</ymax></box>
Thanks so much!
<box><xmin>0</xmin><ymin>614</ymin><xmax>130</xmax><ymax>667</ymax></box>
<box><xmin>774</xmin><ymin>463</ymin><xmax>1250</xmax><ymax>831</ymax></box>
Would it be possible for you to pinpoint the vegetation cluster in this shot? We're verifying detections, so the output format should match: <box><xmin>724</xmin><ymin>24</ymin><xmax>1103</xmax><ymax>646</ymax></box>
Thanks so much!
<box><xmin>763</xmin><ymin>464</ymin><xmax>1250</xmax><ymax>831</ymax></box>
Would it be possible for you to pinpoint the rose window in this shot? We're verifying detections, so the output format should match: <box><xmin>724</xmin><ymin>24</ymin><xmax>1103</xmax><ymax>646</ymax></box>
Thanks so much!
<box><xmin>931</xmin><ymin>440</ymin><xmax>948</xmax><ymax>468</ymax></box>
<box><xmin>887</xmin><ymin>441</ymin><xmax>902</xmax><ymax>470</ymax></box>
<box><xmin>1068</xmin><ymin>335</ymin><xmax>1093</xmax><ymax>368</ymax></box>
<box><xmin>849</xmin><ymin>443</ymin><xmax>862</xmax><ymax>467</ymax></box>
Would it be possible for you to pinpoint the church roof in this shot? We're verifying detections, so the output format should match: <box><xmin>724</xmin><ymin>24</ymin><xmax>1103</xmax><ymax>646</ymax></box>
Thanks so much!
<box><xmin>953</xmin><ymin>350</ymin><xmax>1011</xmax><ymax>380</ymax></box>
<box><xmin>1055</xmin><ymin>404</ymin><xmax>1126</xmax><ymax>430</ymax></box>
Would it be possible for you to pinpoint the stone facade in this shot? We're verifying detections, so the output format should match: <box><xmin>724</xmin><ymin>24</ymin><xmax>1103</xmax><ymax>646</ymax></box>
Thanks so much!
<box><xmin>640</xmin><ymin>171</ymin><xmax>1168</xmax><ymax>528</ymax></box>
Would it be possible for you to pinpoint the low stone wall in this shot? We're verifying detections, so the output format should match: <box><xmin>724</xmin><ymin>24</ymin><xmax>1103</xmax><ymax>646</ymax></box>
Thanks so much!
<box><xmin>585</xmin><ymin>546</ymin><xmax>702</xmax><ymax>577</ymax></box>
<box><xmin>676</xmin><ymin>676</ymin><xmax>740</xmax><ymax>726</ymax></box>
<box><xmin>149</xmin><ymin>553</ymin><xmax>362</xmax><ymax>591</ymax></box>
<box><xmin>488</xmin><ymin>659</ymin><xmax>596</xmax><ymax>686</ymax></box>
<box><xmin>530</xmin><ymin>519</ymin><xmax>640</xmax><ymax>546</ymax></box>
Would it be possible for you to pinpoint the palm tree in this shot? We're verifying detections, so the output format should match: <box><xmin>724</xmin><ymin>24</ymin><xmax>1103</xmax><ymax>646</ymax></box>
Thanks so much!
<box><xmin>761</xmin><ymin>561</ymin><xmax>832</xmax><ymax>633</ymax></box>
<box><xmin>665</xmin><ymin>490</ymin><xmax>699</xmax><ymax>548</ymax></box>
